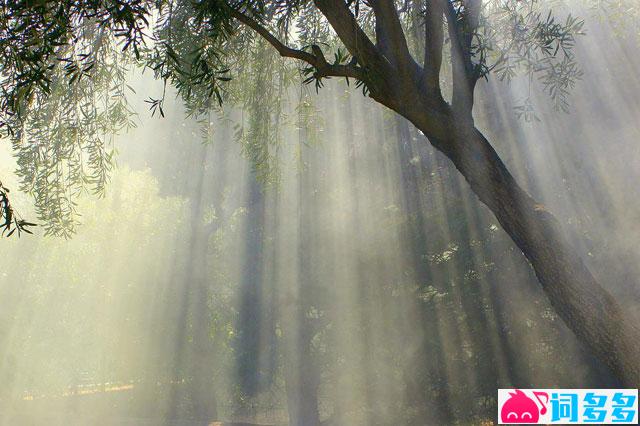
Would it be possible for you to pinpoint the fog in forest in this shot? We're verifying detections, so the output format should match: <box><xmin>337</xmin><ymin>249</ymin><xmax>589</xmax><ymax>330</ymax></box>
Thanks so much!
<box><xmin>1</xmin><ymin>5</ymin><xmax>639</xmax><ymax>426</ymax></box>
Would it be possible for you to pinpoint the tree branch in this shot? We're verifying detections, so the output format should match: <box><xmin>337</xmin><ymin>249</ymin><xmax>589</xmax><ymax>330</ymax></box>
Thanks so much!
<box><xmin>229</xmin><ymin>8</ymin><xmax>317</xmax><ymax>65</ymax></box>
<box><xmin>370</xmin><ymin>0</ymin><xmax>414</xmax><ymax>70</ymax></box>
<box><xmin>463</xmin><ymin>0</ymin><xmax>482</xmax><ymax>34</ymax></box>
<box><xmin>423</xmin><ymin>0</ymin><xmax>445</xmax><ymax>95</ymax></box>
<box><xmin>228</xmin><ymin>7</ymin><xmax>366</xmax><ymax>82</ymax></box>
<box><xmin>312</xmin><ymin>0</ymin><xmax>392</xmax><ymax>78</ymax></box>
<box><xmin>445</xmin><ymin>0</ymin><xmax>482</xmax><ymax>119</ymax></box>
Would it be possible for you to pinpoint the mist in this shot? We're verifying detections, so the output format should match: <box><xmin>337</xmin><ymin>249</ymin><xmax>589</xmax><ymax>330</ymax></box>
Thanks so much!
<box><xmin>1</xmin><ymin>4</ymin><xmax>639</xmax><ymax>425</ymax></box>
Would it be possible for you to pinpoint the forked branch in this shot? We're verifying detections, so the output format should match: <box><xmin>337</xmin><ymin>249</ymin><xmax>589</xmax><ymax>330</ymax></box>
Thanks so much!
<box><xmin>370</xmin><ymin>0</ymin><xmax>415</xmax><ymax>71</ymax></box>
<box><xmin>445</xmin><ymin>0</ymin><xmax>483</xmax><ymax>117</ymax></box>
<box><xmin>313</xmin><ymin>0</ymin><xmax>393</xmax><ymax>78</ymax></box>
<box><xmin>228</xmin><ymin>7</ymin><xmax>367</xmax><ymax>82</ymax></box>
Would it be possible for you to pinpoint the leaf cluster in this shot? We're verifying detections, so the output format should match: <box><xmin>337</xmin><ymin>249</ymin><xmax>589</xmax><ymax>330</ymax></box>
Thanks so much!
<box><xmin>0</xmin><ymin>179</ymin><xmax>36</xmax><ymax>237</ymax></box>
<box><xmin>475</xmin><ymin>0</ymin><xmax>585</xmax><ymax>115</ymax></box>
<box><xmin>0</xmin><ymin>0</ymin><xmax>624</xmax><ymax>235</ymax></box>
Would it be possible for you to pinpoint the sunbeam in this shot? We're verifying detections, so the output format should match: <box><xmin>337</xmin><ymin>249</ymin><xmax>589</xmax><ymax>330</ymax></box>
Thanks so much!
<box><xmin>1</xmin><ymin>1</ymin><xmax>640</xmax><ymax>425</ymax></box>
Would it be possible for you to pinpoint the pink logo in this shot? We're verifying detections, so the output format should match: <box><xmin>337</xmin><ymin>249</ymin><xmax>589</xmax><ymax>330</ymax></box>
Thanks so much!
<box><xmin>500</xmin><ymin>389</ymin><xmax>548</xmax><ymax>423</ymax></box>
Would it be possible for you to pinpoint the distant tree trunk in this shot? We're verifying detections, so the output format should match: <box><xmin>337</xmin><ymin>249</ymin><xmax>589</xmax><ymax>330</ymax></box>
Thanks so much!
<box><xmin>235</xmin><ymin>176</ymin><xmax>269</xmax><ymax>396</ymax></box>
<box><xmin>168</xmin><ymin>144</ymin><xmax>218</xmax><ymax>421</ymax></box>
<box><xmin>282</xmin><ymin>315</ymin><xmax>321</xmax><ymax>426</ymax></box>
<box><xmin>411</xmin><ymin>118</ymin><xmax>640</xmax><ymax>386</ymax></box>
<box><xmin>189</xmin><ymin>233</ymin><xmax>218</xmax><ymax>421</ymax></box>
<box><xmin>394</xmin><ymin>118</ymin><xmax>454</xmax><ymax>423</ymax></box>
<box><xmin>279</xmin><ymin>111</ymin><xmax>322</xmax><ymax>426</ymax></box>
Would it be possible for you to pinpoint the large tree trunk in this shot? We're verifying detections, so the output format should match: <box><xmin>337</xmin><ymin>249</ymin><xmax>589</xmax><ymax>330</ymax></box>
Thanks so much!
<box><xmin>221</xmin><ymin>0</ymin><xmax>640</xmax><ymax>394</ymax></box>
<box><xmin>413</xmin><ymin>119</ymin><xmax>640</xmax><ymax>386</ymax></box>
<box><xmin>309</xmin><ymin>0</ymin><xmax>639</xmax><ymax>386</ymax></box>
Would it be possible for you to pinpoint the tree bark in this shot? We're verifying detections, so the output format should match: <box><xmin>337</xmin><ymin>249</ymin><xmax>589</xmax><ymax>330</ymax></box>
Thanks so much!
<box><xmin>235</xmin><ymin>0</ymin><xmax>640</xmax><ymax>389</ymax></box>
<box><xmin>408</xmin><ymin>117</ymin><xmax>640</xmax><ymax>386</ymax></box>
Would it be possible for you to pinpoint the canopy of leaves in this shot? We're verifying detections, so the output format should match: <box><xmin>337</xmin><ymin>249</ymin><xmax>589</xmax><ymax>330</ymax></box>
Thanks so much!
<box><xmin>0</xmin><ymin>0</ymin><xmax>626</xmax><ymax>236</ymax></box>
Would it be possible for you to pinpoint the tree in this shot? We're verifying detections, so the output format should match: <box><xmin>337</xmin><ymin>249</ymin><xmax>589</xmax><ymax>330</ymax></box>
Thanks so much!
<box><xmin>1</xmin><ymin>0</ymin><xmax>638</xmax><ymax>395</ymax></box>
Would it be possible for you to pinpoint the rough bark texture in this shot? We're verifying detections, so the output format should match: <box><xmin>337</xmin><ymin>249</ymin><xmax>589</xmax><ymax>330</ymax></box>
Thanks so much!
<box><xmin>410</xmin><ymin>115</ymin><xmax>640</xmax><ymax>387</ymax></box>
